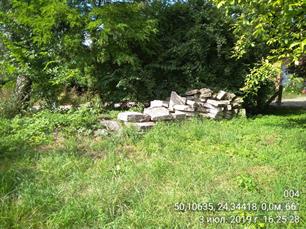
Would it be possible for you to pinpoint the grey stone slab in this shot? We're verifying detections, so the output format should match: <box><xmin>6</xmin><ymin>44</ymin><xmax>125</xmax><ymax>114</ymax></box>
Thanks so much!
<box><xmin>143</xmin><ymin>107</ymin><xmax>172</xmax><ymax>121</ymax></box>
<box><xmin>173</xmin><ymin>104</ymin><xmax>195</xmax><ymax>112</ymax></box>
<box><xmin>202</xmin><ymin>102</ymin><xmax>224</xmax><ymax>110</ymax></box>
<box><xmin>117</xmin><ymin>111</ymin><xmax>150</xmax><ymax>122</ymax></box>
<box><xmin>150</xmin><ymin>100</ymin><xmax>169</xmax><ymax>108</ymax></box>
<box><xmin>175</xmin><ymin>110</ymin><xmax>195</xmax><ymax>117</ymax></box>
<box><xmin>206</xmin><ymin>99</ymin><xmax>230</xmax><ymax>107</ymax></box>
<box><xmin>100</xmin><ymin>120</ymin><xmax>122</xmax><ymax>132</ymax></box>
<box><xmin>125</xmin><ymin>122</ymin><xmax>155</xmax><ymax>131</ymax></box>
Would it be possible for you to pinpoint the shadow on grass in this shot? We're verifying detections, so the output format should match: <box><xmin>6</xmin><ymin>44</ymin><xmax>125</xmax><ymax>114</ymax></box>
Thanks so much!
<box><xmin>264</xmin><ymin>106</ymin><xmax>306</xmax><ymax>116</ymax></box>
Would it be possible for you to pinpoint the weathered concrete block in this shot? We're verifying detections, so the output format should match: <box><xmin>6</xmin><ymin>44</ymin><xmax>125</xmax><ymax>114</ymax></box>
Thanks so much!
<box><xmin>206</xmin><ymin>99</ymin><xmax>230</xmax><ymax>107</ymax></box>
<box><xmin>125</xmin><ymin>122</ymin><xmax>155</xmax><ymax>131</ymax></box>
<box><xmin>173</xmin><ymin>104</ymin><xmax>195</xmax><ymax>112</ymax></box>
<box><xmin>117</xmin><ymin>112</ymin><xmax>150</xmax><ymax>122</ymax></box>
<box><xmin>100</xmin><ymin>120</ymin><xmax>122</xmax><ymax>132</ymax></box>
<box><xmin>202</xmin><ymin>102</ymin><xmax>224</xmax><ymax>110</ymax></box>
<box><xmin>150</xmin><ymin>100</ymin><xmax>169</xmax><ymax>108</ymax></box>
<box><xmin>174</xmin><ymin>110</ymin><xmax>195</xmax><ymax>117</ymax></box>
<box><xmin>169</xmin><ymin>91</ymin><xmax>187</xmax><ymax>111</ymax></box>
<box><xmin>144</xmin><ymin>107</ymin><xmax>172</xmax><ymax>121</ymax></box>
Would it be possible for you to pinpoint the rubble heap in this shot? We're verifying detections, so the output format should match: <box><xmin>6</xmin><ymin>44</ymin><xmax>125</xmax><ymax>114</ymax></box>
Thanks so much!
<box><xmin>117</xmin><ymin>88</ymin><xmax>245</xmax><ymax>131</ymax></box>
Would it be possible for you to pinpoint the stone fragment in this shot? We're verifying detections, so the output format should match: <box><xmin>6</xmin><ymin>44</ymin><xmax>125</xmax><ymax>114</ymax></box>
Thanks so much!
<box><xmin>117</xmin><ymin>112</ymin><xmax>150</xmax><ymax>122</ymax></box>
<box><xmin>206</xmin><ymin>99</ymin><xmax>230</xmax><ymax>107</ymax></box>
<box><xmin>175</xmin><ymin>110</ymin><xmax>195</xmax><ymax>117</ymax></box>
<box><xmin>226</xmin><ymin>105</ymin><xmax>232</xmax><ymax>111</ymax></box>
<box><xmin>100</xmin><ymin>120</ymin><xmax>122</xmax><ymax>132</ymax></box>
<box><xmin>185</xmin><ymin>89</ymin><xmax>199</xmax><ymax>96</ymax></box>
<box><xmin>173</xmin><ymin>104</ymin><xmax>195</xmax><ymax>112</ymax></box>
<box><xmin>143</xmin><ymin>107</ymin><xmax>172</xmax><ymax>121</ymax></box>
<box><xmin>169</xmin><ymin>91</ymin><xmax>187</xmax><ymax>111</ymax></box>
<box><xmin>171</xmin><ymin>112</ymin><xmax>186</xmax><ymax>120</ymax></box>
<box><xmin>125</xmin><ymin>122</ymin><xmax>155</xmax><ymax>131</ymax></box>
<box><xmin>216</xmin><ymin>90</ymin><xmax>227</xmax><ymax>100</ymax></box>
<box><xmin>150</xmin><ymin>100</ymin><xmax>169</xmax><ymax>108</ymax></box>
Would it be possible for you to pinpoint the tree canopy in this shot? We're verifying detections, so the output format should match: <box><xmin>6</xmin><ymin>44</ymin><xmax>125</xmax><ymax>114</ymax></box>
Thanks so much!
<box><xmin>0</xmin><ymin>0</ymin><xmax>305</xmax><ymax>108</ymax></box>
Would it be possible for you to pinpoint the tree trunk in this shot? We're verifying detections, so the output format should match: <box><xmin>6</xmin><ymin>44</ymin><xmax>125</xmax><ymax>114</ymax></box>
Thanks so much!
<box><xmin>15</xmin><ymin>75</ymin><xmax>32</xmax><ymax>110</ymax></box>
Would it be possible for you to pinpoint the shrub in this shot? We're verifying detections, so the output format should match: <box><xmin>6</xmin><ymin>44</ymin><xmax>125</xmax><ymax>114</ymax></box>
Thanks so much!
<box><xmin>241</xmin><ymin>62</ymin><xmax>280</xmax><ymax>113</ymax></box>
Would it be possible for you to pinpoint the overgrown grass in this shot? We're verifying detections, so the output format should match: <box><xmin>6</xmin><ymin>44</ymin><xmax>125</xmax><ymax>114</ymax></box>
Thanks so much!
<box><xmin>0</xmin><ymin>108</ymin><xmax>305</xmax><ymax>228</ymax></box>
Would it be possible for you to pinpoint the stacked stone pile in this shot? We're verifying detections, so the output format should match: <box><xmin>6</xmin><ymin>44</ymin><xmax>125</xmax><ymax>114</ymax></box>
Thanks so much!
<box><xmin>117</xmin><ymin>88</ymin><xmax>245</xmax><ymax>131</ymax></box>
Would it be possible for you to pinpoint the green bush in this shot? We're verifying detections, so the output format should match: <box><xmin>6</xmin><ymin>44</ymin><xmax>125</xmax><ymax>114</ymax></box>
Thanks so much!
<box><xmin>0</xmin><ymin>108</ymin><xmax>101</xmax><ymax>155</ymax></box>
<box><xmin>241</xmin><ymin>62</ymin><xmax>280</xmax><ymax>113</ymax></box>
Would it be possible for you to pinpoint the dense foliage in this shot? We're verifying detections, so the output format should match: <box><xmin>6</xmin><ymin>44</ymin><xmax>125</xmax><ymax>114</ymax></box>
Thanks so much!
<box><xmin>0</xmin><ymin>0</ymin><xmax>305</xmax><ymax>111</ymax></box>
<box><xmin>241</xmin><ymin>62</ymin><xmax>280</xmax><ymax>112</ymax></box>
<box><xmin>0</xmin><ymin>0</ymin><xmax>250</xmax><ymax>104</ymax></box>
<box><xmin>212</xmin><ymin>0</ymin><xmax>305</xmax><ymax>61</ymax></box>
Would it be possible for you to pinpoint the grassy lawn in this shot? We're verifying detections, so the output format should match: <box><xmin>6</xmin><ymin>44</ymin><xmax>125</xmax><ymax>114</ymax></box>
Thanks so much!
<box><xmin>0</xmin><ymin>108</ymin><xmax>305</xmax><ymax>228</ymax></box>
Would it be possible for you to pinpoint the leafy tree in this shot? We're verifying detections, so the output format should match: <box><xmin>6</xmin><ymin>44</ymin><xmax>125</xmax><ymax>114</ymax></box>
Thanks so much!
<box><xmin>145</xmin><ymin>0</ymin><xmax>249</xmax><ymax>98</ymax></box>
<box><xmin>212</xmin><ymin>0</ymin><xmax>306</xmax><ymax>62</ymax></box>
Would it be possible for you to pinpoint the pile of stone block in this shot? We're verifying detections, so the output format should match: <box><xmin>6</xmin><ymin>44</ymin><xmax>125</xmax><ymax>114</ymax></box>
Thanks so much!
<box><xmin>117</xmin><ymin>88</ymin><xmax>245</xmax><ymax>131</ymax></box>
